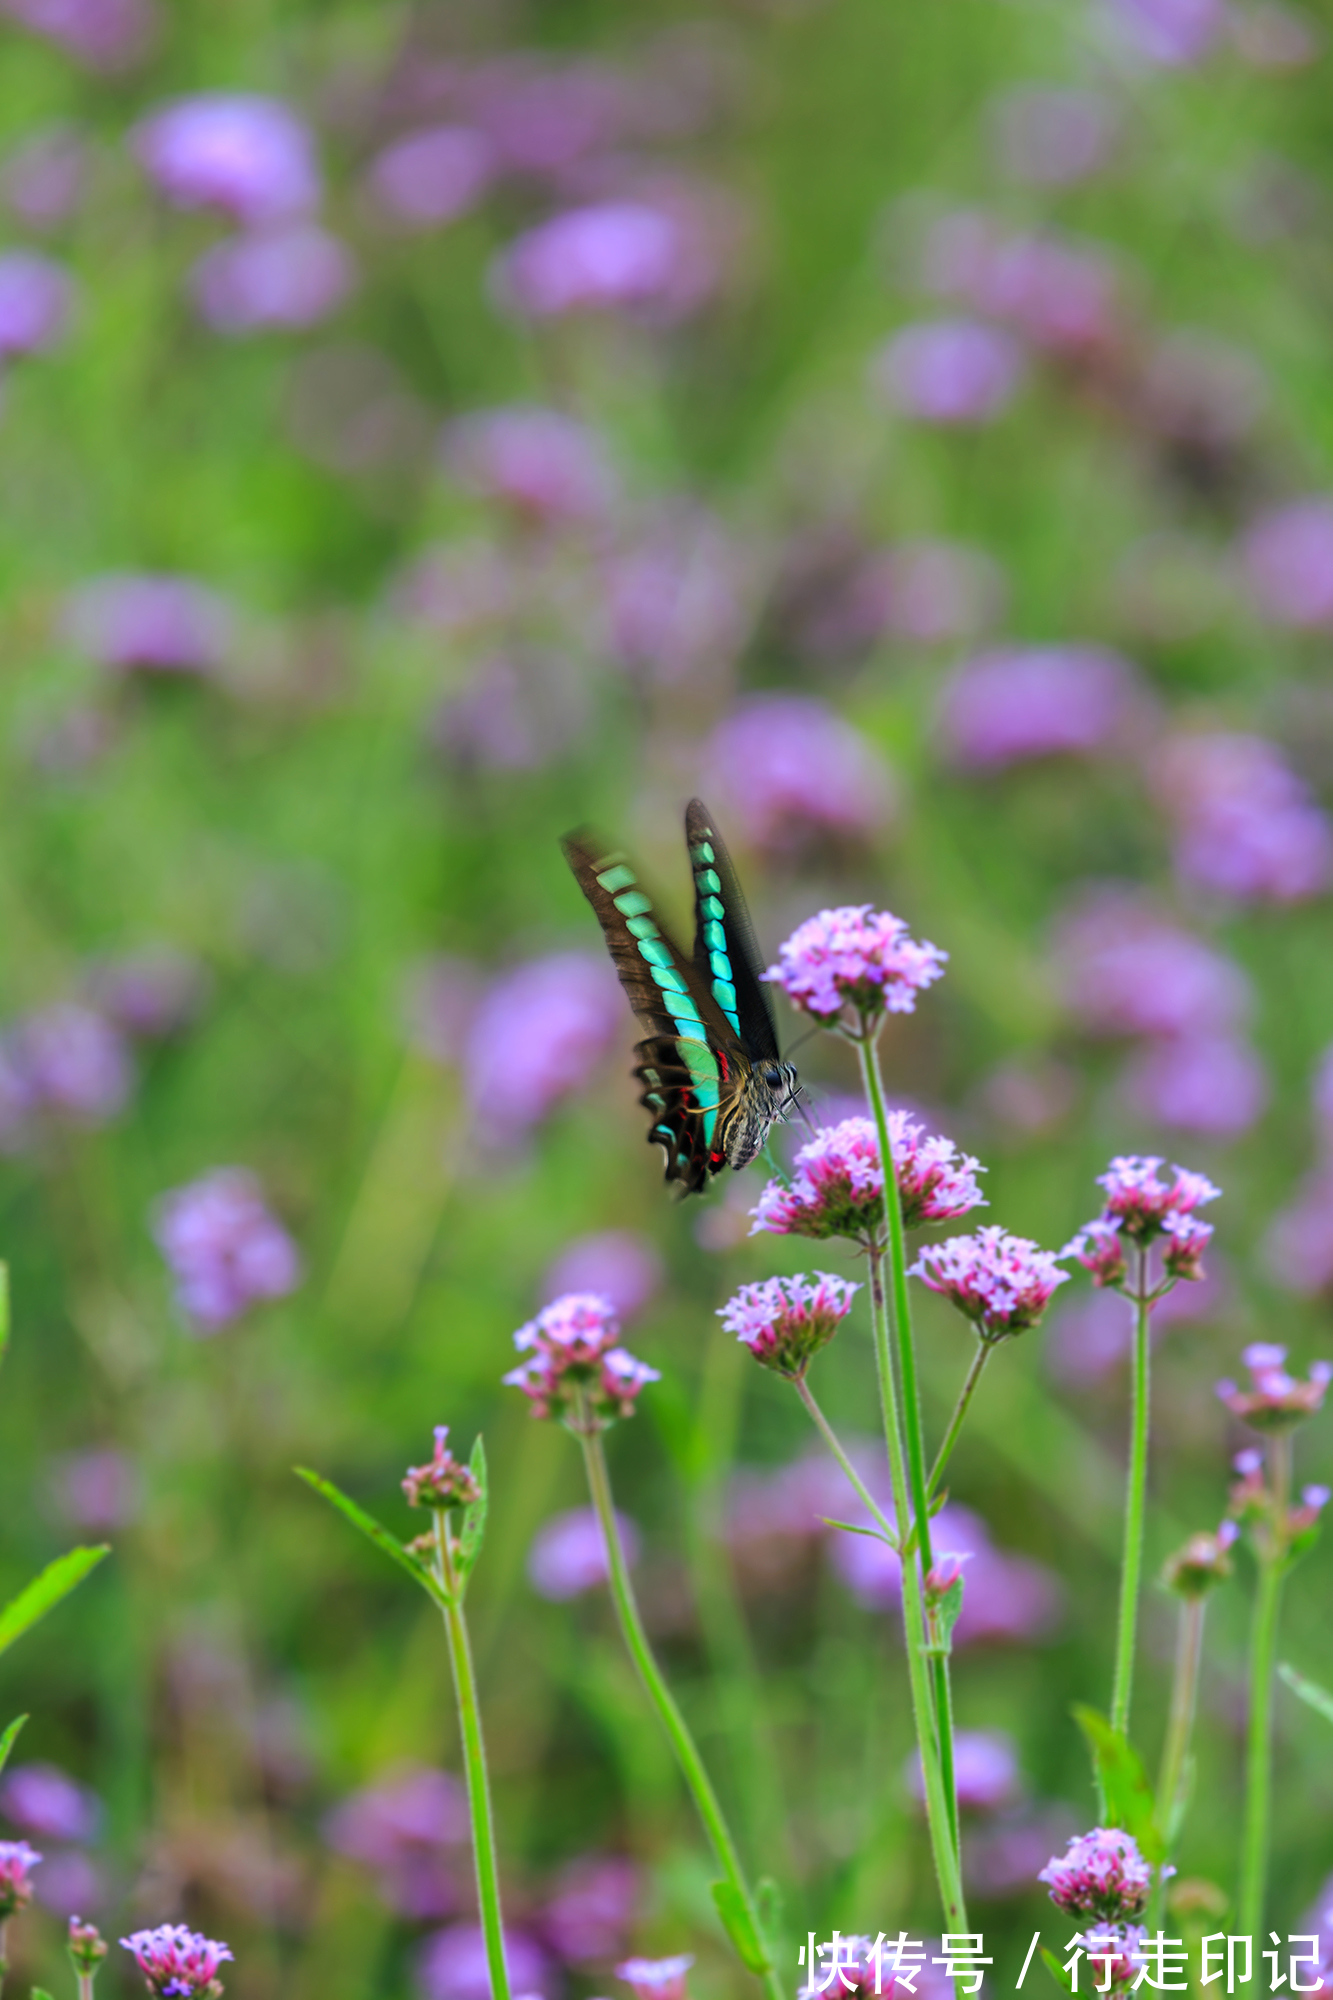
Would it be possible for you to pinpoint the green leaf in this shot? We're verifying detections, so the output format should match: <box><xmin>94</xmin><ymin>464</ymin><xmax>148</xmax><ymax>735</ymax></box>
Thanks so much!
<box><xmin>710</xmin><ymin>1880</ymin><xmax>771</xmax><ymax>1974</ymax></box>
<box><xmin>934</xmin><ymin>1576</ymin><xmax>965</xmax><ymax>1652</ymax></box>
<box><xmin>820</xmin><ymin>1516</ymin><xmax>894</xmax><ymax>1545</ymax></box>
<box><xmin>755</xmin><ymin>1877</ymin><xmax>785</xmax><ymax>1961</ymax></box>
<box><xmin>0</xmin><ymin>1715</ymin><xmax>28</xmax><ymax>1779</ymax></box>
<box><xmin>295</xmin><ymin>1469</ymin><xmax>450</xmax><ymax>1609</ymax></box>
<box><xmin>1072</xmin><ymin>1705</ymin><xmax>1165</xmax><ymax>1862</ymax></box>
<box><xmin>1041</xmin><ymin>1948</ymin><xmax>1075</xmax><ymax>1995</ymax></box>
<box><xmin>0</xmin><ymin>1546</ymin><xmax>110</xmax><ymax>1658</ymax></box>
<box><xmin>1279</xmin><ymin>1661</ymin><xmax>1333</xmax><ymax>1727</ymax></box>
<box><xmin>32</xmin><ymin>1986</ymin><xmax>56</xmax><ymax>2000</ymax></box>
<box><xmin>455</xmin><ymin>1435</ymin><xmax>488</xmax><ymax>1591</ymax></box>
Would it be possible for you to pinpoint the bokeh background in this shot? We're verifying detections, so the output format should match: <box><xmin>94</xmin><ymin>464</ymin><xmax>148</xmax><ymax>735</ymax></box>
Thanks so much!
<box><xmin>0</xmin><ymin>0</ymin><xmax>1331</xmax><ymax>1992</ymax></box>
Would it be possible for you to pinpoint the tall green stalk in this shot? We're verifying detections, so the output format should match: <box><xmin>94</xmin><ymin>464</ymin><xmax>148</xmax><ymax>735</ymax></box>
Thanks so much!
<box><xmin>1238</xmin><ymin>1433</ymin><xmax>1292</xmax><ymax>1939</ymax></box>
<box><xmin>927</xmin><ymin>1342</ymin><xmax>992</xmax><ymax>1500</ymax></box>
<box><xmin>435</xmin><ymin>1516</ymin><xmax>511</xmax><ymax>2000</ymax></box>
<box><xmin>1147</xmin><ymin>1592</ymin><xmax>1206</xmax><ymax>1933</ymax></box>
<box><xmin>578</xmin><ymin>1423</ymin><xmax>786</xmax><ymax>2000</ymax></box>
<box><xmin>1110</xmin><ymin>1252</ymin><xmax>1152</xmax><ymax>1739</ymax></box>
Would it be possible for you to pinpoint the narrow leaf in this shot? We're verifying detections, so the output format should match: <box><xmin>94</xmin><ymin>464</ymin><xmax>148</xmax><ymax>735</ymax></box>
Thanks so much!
<box><xmin>32</xmin><ymin>1986</ymin><xmax>56</xmax><ymax>2000</ymax></box>
<box><xmin>295</xmin><ymin>1469</ymin><xmax>450</xmax><ymax>1609</ymax></box>
<box><xmin>1041</xmin><ymin>1949</ymin><xmax>1075</xmax><ymax>1995</ymax></box>
<box><xmin>0</xmin><ymin>1716</ymin><xmax>28</xmax><ymax>1779</ymax></box>
<box><xmin>755</xmin><ymin>1877</ymin><xmax>785</xmax><ymax>1961</ymax></box>
<box><xmin>1072</xmin><ymin>1706</ymin><xmax>1165</xmax><ymax>1862</ymax></box>
<box><xmin>0</xmin><ymin>1546</ymin><xmax>109</xmax><ymax>1658</ymax></box>
<box><xmin>1279</xmin><ymin>1661</ymin><xmax>1333</xmax><ymax>1728</ymax></box>
<box><xmin>820</xmin><ymin>1517</ymin><xmax>894</xmax><ymax>1545</ymax></box>
<box><xmin>456</xmin><ymin>1435</ymin><xmax>489</xmax><ymax>1588</ymax></box>
<box><xmin>710</xmin><ymin>1881</ymin><xmax>771</xmax><ymax>1974</ymax></box>
<box><xmin>934</xmin><ymin>1575</ymin><xmax>965</xmax><ymax>1652</ymax></box>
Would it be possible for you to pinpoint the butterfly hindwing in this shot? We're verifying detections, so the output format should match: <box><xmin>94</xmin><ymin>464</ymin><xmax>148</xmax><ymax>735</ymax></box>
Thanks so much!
<box><xmin>561</xmin><ymin>828</ymin><xmax>746</xmax><ymax>1191</ymax></box>
<box><xmin>684</xmin><ymin>797</ymin><xmax>781</xmax><ymax>1063</ymax></box>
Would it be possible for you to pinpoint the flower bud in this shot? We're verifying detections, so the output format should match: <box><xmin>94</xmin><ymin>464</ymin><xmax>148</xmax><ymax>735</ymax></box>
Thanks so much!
<box><xmin>401</xmin><ymin>1426</ymin><xmax>481</xmax><ymax>1510</ymax></box>
<box><xmin>1162</xmin><ymin>1523</ymin><xmax>1237</xmax><ymax>1596</ymax></box>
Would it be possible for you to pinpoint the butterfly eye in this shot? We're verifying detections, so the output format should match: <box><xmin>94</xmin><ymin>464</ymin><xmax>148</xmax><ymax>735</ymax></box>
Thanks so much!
<box><xmin>763</xmin><ymin>1065</ymin><xmax>783</xmax><ymax>1088</ymax></box>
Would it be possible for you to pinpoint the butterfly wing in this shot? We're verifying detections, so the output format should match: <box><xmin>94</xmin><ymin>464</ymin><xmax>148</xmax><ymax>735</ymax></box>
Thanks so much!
<box><xmin>684</xmin><ymin>797</ymin><xmax>782</xmax><ymax>1063</ymax></box>
<box><xmin>562</xmin><ymin>827</ymin><xmax>749</xmax><ymax>1192</ymax></box>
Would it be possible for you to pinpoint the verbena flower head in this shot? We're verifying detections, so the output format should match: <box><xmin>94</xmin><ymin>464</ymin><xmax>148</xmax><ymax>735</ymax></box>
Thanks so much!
<box><xmin>121</xmin><ymin>1926</ymin><xmax>233</xmax><ymax>1999</ymax></box>
<box><xmin>1095</xmin><ymin>1157</ymin><xmax>1221</xmax><ymax>1242</ymax></box>
<box><xmin>0</xmin><ymin>1839</ymin><xmax>41</xmax><ymax>1917</ymax></box>
<box><xmin>0</xmin><ymin>1761</ymin><xmax>101</xmax><ymax>1843</ymax></box>
<box><xmin>910</xmin><ymin>1227</ymin><xmax>1068</xmax><ymax>1343</ymax></box>
<box><xmin>1039</xmin><ymin>1827</ymin><xmax>1153</xmax><ymax>1920</ymax></box>
<box><xmin>906</xmin><ymin>1728</ymin><xmax>1020</xmax><ymax>1812</ymax></box>
<box><xmin>751</xmin><ymin>1114</ymin><xmax>986</xmax><ymax>1241</ymax></box>
<box><xmin>1062</xmin><ymin>1218</ymin><xmax>1127</xmax><ymax>1289</ymax></box>
<box><xmin>719</xmin><ymin>1273</ymin><xmax>859</xmax><ymax>1379</ymax></box>
<box><xmin>1162</xmin><ymin>1522</ymin><xmax>1239</xmax><ymax>1596</ymax></box>
<box><xmin>133</xmin><ymin>95</ymin><xmax>319</xmax><ymax>226</ymax></box>
<box><xmin>402</xmin><ymin>1427</ymin><xmax>481</xmax><ymax>1511</ymax></box>
<box><xmin>1071</xmin><ymin>1925</ymin><xmax>1147</xmax><ymax>1994</ymax></box>
<box><xmin>69</xmin><ymin>1918</ymin><xmax>108</xmax><ymax>1975</ymax></box>
<box><xmin>765</xmin><ymin>907</ymin><xmax>947</xmax><ymax>1027</ymax></box>
<box><xmin>616</xmin><ymin>1956</ymin><xmax>693</xmax><ymax>2000</ymax></box>
<box><xmin>504</xmin><ymin>1293</ymin><xmax>659</xmax><ymax>1428</ymax></box>
<box><xmin>1216</xmin><ymin>1343</ymin><xmax>1332</xmax><ymax>1431</ymax></box>
<box><xmin>152</xmin><ymin>1168</ymin><xmax>302</xmax><ymax>1332</ymax></box>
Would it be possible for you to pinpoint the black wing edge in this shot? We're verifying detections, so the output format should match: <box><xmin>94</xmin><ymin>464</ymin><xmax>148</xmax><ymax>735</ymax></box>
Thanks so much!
<box><xmin>683</xmin><ymin>797</ymin><xmax>781</xmax><ymax>1063</ymax></box>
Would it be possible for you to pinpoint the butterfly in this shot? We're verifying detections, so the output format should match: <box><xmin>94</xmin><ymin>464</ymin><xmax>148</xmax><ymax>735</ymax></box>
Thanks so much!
<box><xmin>562</xmin><ymin>798</ymin><xmax>801</xmax><ymax>1194</ymax></box>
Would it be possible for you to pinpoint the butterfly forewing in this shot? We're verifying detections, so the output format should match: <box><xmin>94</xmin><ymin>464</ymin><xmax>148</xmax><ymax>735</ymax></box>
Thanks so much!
<box><xmin>684</xmin><ymin>798</ymin><xmax>781</xmax><ymax>1063</ymax></box>
<box><xmin>561</xmin><ymin>828</ymin><xmax>747</xmax><ymax>1192</ymax></box>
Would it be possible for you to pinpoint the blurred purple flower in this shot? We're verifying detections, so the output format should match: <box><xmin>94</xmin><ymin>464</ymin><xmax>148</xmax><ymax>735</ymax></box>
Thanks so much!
<box><xmin>14</xmin><ymin>1005</ymin><xmax>131</xmax><ymax>1123</ymax></box>
<box><xmin>1268</xmin><ymin>1167</ymin><xmax>1333</xmax><ymax>1295</ymax></box>
<box><xmin>1106</xmin><ymin>0</ymin><xmax>1225</xmax><ymax>63</ymax></box>
<box><xmin>1231</xmin><ymin>3</ymin><xmax>1322</xmax><ymax>68</ymax></box>
<box><xmin>1051</xmin><ymin>890</ymin><xmax>1250</xmax><ymax>1039</ymax></box>
<box><xmin>442</xmin><ymin>407</ymin><xmax>617</xmax><ymax>526</ymax></box>
<box><xmin>0</xmin><ymin>1764</ymin><xmax>100</xmax><ymax>1845</ymax></box>
<box><xmin>152</xmin><ymin>1168</ymin><xmax>302</xmax><ymax>1332</ymax></box>
<box><xmin>87</xmin><ymin>949</ymin><xmax>207</xmax><ymax>1039</ymax></box>
<box><xmin>830</xmin><ymin>1500</ymin><xmax>1061</xmax><ymax>1643</ymax></box>
<box><xmin>541</xmin><ymin>1231</ymin><xmax>663</xmax><ymax>1322</ymax></box>
<box><xmin>1</xmin><ymin>126</ymin><xmax>88</xmax><ymax>231</ymax></box>
<box><xmin>1151</xmin><ymin>733</ymin><xmax>1333</xmax><ymax>904</ymax></box>
<box><xmin>789</xmin><ymin>538</ymin><xmax>1005</xmax><ymax>662</ymax></box>
<box><xmin>990</xmin><ymin>87</ymin><xmax>1119</xmax><ymax>186</ymax></box>
<box><xmin>133</xmin><ymin>94</ymin><xmax>319</xmax><ymax>225</ymax></box>
<box><xmin>541</xmin><ymin>1854</ymin><xmax>637</xmax><ymax>1963</ymax></box>
<box><xmin>464</xmin><ymin>952</ymin><xmax>620</xmax><ymax>1142</ymax></box>
<box><xmin>701</xmin><ymin>695</ymin><xmax>895</xmax><ymax>850</ymax></box>
<box><xmin>528</xmin><ymin>1505</ymin><xmax>640</xmax><ymax>1600</ymax></box>
<box><xmin>618</xmin><ymin>1957</ymin><xmax>693</xmax><ymax>2000</ymax></box>
<box><xmin>1046</xmin><ymin>1259</ymin><xmax>1227</xmax><ymax>1386</ymax></box>
<box><xmin>403</xmin><ymin>956</ymin><xmax>484</xmax><ymax>1066</ymax></box>
<box><xmin>393</xmin><ymin>541</ymin><xmax>514</xmax><ymax>637</ymax></box>
<box><xmin>601</xmin><ymin>509</ymin><xmax>750</xmax><ymax>682</ymax></box>
<box><xmin>1241</xmin><ymin>498</ymin><xmax>1333</xmax><ymax>628</ymax></box>
<box><xmin>431</xmin><ymin>651</ymin><xmax>588</xmax><ymax>772</ymax></box>
<box><xmin>63</xmin><ymin>573</ymin><xmax>234</xmax><ymax>676</ymax></box>
<box><xmin>938</xmin><ymin>646</ymin><xmax>1148</xmax><ymax>770</ymax></box>
<box><xmin>366</xmin><ymin>125</ymin><xmax>495</xmax><ymax>230</ymax></box>
<box><xmin>324</xmin><ymin>1765</ymin><xmax>467</xmax><ymax>1921</ymax></box>
<box><xmin>418</xmin><ymin>1921</ymin><xmax>553</xmax><ymax>2000</ymax></box>
<box><xmin>965</xmin><ymin>1806</ymin><xmax>1080</xmax><ymax>1901</ymax></box>
<box><xmin>0</xmin><ymin>0</ymin><xmax>152</xmax><ymax>69</ymax></box>
<box><xmin>34</xmin><ymin>1851</ymin><xmax>103</xmax><ymax>1918</ymax></box>
<box><xmin>192</xmin><ymin>226</ymin><xmax>355</xmax><ymax>335</ymax></box>
<box><xmin>48</xmin><ymin>1447</ymin><xmax>142</xmax><ymax>1533</ymax></box>
<box><xmin>873</xmin><ymin>318</ymin><xmax>1024</xmax><ymax>425</ymax></box>
<box><xmin>1217</xmin><ymin>1342</ymin><xmax>1331</xmax><ymax>1430</ymax></box>
<box><xmin>495</xmin><ymin>198</ymin><xmax>718</xmax><ymax>322</ymax></box>
<box><xmin>1121</xmin><ymin>1032</ymin><xmax>1269</xmax><ymax>1136</ymax></box>
<box><xmin>465</xmin><ymin>57</ymin><xmax>630</xmax><ymax>179</ymax></box>
<box><xmin>917</xmin><ymin>213</ymin><xmax>1121</xmax><ymax>359</ymax></box>
<box><xmin>0</xmin><ymin>251</ymin><xmax>74</xmax><ymax>355</ymax></box>
<box><xmin>906</xmin><ymin>1729</ymin><xmax>1020</xmax><ymax>1812</ymax></box>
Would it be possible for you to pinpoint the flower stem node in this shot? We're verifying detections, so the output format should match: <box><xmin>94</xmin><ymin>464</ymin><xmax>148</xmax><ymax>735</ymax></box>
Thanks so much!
<box><xmin>503</xmin><ymin>1292</ymin><xmax>660</xmax><ymax>1430</ymax></box>
<box><xmin>718</xmin><ymin>1272</ymin><xmax>860</xmax><ymax>1379</ymax></box>
<box><xmin>402</xmin><ymin>1426</ymin><xmax>483</xmax><ymax>1510</ymax></box>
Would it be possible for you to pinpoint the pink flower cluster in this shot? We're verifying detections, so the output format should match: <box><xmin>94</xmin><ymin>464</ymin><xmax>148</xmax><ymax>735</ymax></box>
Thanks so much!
<box><xmin>401</xmin><ymin>1428</ymin><xmax>482</xmax><ymax>1511</ymax></box>
<box><xmin>0</xmin><ymin>1839</ymin><xmax>41</xmax><ymax>1916</ymax></box>
<box><xmin>765</xmin><ymin>907</ymin><xmax>947</xmax><ymax>1026</ymax></box>
<box><xmin>1038</xmin><ymin>1827</ymin><xmax>1154</xmax><ymax>1921</ymax></box>
<box><xmin>1068</xmin><ymin>1926</ymin><xmax>1147</xmax><ymax>1995</ymax></box>
<box><xmin>917</xmin><ymin>208</ymin><xmax>1122</xmax><ymax>359</ymax></box>
<box><xmin>719</xmin><ymin>1273</ymin><xmax>860</xmax><ymax>1379</ymax></box>
<box><xmin>617</xmin><ymin>1955</ymin><xmax>694</xmax><ymax>2000</ymax></box>
<box><xmin>938</xmin><ymin>645</ymin><xmax>1148</xmax><ymax>771</ymax></box>
<box><xmin>910</xmin><ymin>1227</ymin><xmax>1067</xmax><ymax>1343</ymax></box>
<box><xmin>504</xmin><ymin>1293</ymin><xmax>659</xmax><ymax>1427</ymax></box>
<box><xmin>120</xmin><ymin>1925</ymin><xmax>233</xmax><ymax>1999</ymax></box>
<box><xmin>1216</xmin><ymin>1344</ymin><xmax>1331</xmax><ymax>1432</ymax></box>
<box><xmin>1151</xmin><ymin>732</ymin><xmax>1333</xmax><ymax>905</ymax></box>
<box><xmin>751</xmin><ymin>1114</ymin><xmax>985</xmax><ymax>1241</ymax></box>
<box><xmin>1162</xmin><ymin>1521</ymin><xmax>1238</xmax><ymax>1596</ymax></box>
<box><xmin>1064</xmin><ymin>1158</ymin><xmax>1220</xmax><ymax>1293</ymax></box>
<box><xmin>152</xmin><ymin>1168</ymin><xmax>302</xmax><ymax>1332</ymax></box>
<box><xmin>701</xmin><ymin>697</ymin><xmax>895</xmax><ymax>852</ymax></box>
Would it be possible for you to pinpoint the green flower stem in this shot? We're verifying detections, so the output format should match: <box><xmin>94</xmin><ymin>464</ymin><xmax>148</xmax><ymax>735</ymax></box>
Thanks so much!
<box><xmin>866</xmin><ymin>1246</ymin><xmax>967</xmax><ymax>1926</ymax></box>
<box><xmin>1238</xmin><ymin>1433</ymin><xmax>1292</xmax><ymax>1939</ymax></box>
<box><xmin>1109</xmin><ymin>1252</ymin><xmax>1152</xmax><ymax>1739</ymax></box>
<box><xmin>578</xmin><ymin>1424</ymin><xmax>785</xmax><ymax>2000</ymax></box>
<box><xmin>77</xmin><ymin>1976</ymin><xmax>95</xmax><ymax>2000</ymax></box>
<box><xmin>435</xmin><ymin>1516</ymin><xmax>511</xmax><ymax>2000</ymax></box>
<box><xmin>926</xmin><ymin>1341</ymin><xmax>993</xmax><ymax>1501</ymax></box>
<box><xmin>793</xmin><ymin>1374</ymin><xmax>899</xmax><ymax>1548</ymax></box>
<box><xmin>1148</xmin><ymin>1591</ymin><xmax>1206</xmax><ymax>1931</ymax></box>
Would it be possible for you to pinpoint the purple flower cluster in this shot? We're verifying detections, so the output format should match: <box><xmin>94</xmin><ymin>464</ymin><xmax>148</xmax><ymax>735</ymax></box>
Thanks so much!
<box><xmin>1067</xmin><ymin>1926</ymin><xmax>1148</xmax><ymax>1995</ymax></box>
<box><xmin>367</xmin><ymin>125</ymin><xmax>496</xmax><ymax>231</ymax></box>
<box><xmin>152</xmin><ymin>1169</ymin><xmax>302</xmax><ymax>1332</ymax></box>
<box><xmin>496</xmin><ymin>196</ymin><xmax>719</xmax><ymax>323</ymax></box>
<box><xmin>1038</xmin><ymin>1827</ymin><xmax>1154</xmax><ymax>1921</ymax></box>
<box><xmin>938</xmin><ymin>646</ymin><xmax>1149</xmax><ymax>771</ymax></box>
<box><xmin>910</xmin><ymin>1227</ymin><xmax>1068</xmax><ymax>1343</ymax></box>
<box><xmin>0</xmin><ymin>1763</ymin><xmax>100</xmax><ymax>1845</ymax></box>
<box><xmin>0</xmin><ymin>249</ymin><xmax>74</xmax><ymax>355</ymax></box>
<box><xmin>2</xmin><ymin>0</ymin><xmax>154</xmax><ymax>72</ymax></box>
<box><xmin>1065</xmin><ymin>1157</ymin><xmax>1219</xmax><ymax>1290</ymax></box>
<box><xmin>417</xmin><ymin>1921</ymin><xmax>551</xmax><ymax>2000</ymax></box>
<box><xmin>463</xmin><ymin>952</ymin><xmax>621</xmax><ymax>1144</ymax></box>
<box><xmin>616</xmin><ymin>1955</ymin><xmax>693</xmax><ymax>2000</ymax></box>
<box><xmin>443</xmin><ymin>407</ymin><xmax>617</xmax><ymax>527</ymax></box>
<box><xmin>1152</xmin><ymin>733</ymin><xmax>1332</xmax><ymax>904</ymax></box>
<box><xmin>120</xmin><ymin>1925</ymin><xmax>233</xmax><ymax>1999</ymax></box>
<box><xmin>401</xmin><ymin>1428</ymin><xmax>481</xmax><ymax>1511</ymax></box>
<box><xmin>906</xmin><ymin>1728</ymin><xmax>1019</xmax><ymax>1811</ymax></box>
<box><xmin>541</xmin><ymin>1231</ymin><xmax>663</xmax><ymax>1322</ymax></box>
<box><xmin>1242</xmin><ymin>497</ymin><xmax>1333</xmax><ymax>627</ymax></box>
<box><xmin>1216</xmin><ymin>1344</ymin><xmax>1331</xmax><ymax>1432</ymax></box>
<box><xmin>0</xmin><ymin>1839</ymin><xmax>41</xmax><ymax>1917</ymax></box>
<box><xmin>0</xmin><ymin>1003</ymin><xmax>132</xmax><ymax>1149</ymax></box>
<box><xmin>601</xmin><ymin>507</ymin><xmax>750</xmax><ymax>685</ymax></box>
<box><xmin>873</xmin><ymin>317</ymin><xmax>1025</xmax><ymax>425</ymax></box>
<box><xmin>718</xmin><ymin>1272</ymin><xmax>860</xmax><ymax>1379</ymax></box>
<box><xmin>504</xmin><ymin>1293</ymin><xmax>659</xmax><ymax>1427</ymax></box>
<box><xmin>701</xmin><ymin>697</ymin><xmax>895</xmax><ymax>850</ymax></box>
<box><xmin>751</xmin><ymin>1114</ymin><xmax>985</xmax><ymax>1240</ymax></box>
<box><xmin>323</xmin><ymin>1764</ymin><xmax>467</xmax><ymax>1922</ymax></box>
<box><xmin>527</xmin><ymin>1506</ymin><xmax>639</xmax><ymax>1601</ymax></box>
<box><xmin>916</xmin><ymin>208</ymin><xmax>1122</xmax><ymax>358</ymax></box>
<box><xmin>765</xmin><ymin>906</ymin><xmax>947</xmax><ymax>1026</ymax></box>
<box><xmin>63</xmin><ymin>573</ymin><xmax>234</xmax><ymax>677</ymax></box>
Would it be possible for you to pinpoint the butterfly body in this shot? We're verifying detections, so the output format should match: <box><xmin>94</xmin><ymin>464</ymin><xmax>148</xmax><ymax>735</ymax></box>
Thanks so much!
<box><xmin>562</xmin><ymin>800</ymin><xmax>799</xmax><ymax>1194</ymax></box>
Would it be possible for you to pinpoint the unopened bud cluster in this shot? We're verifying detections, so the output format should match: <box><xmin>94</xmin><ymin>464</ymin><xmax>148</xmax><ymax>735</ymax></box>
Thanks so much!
<box><xmin>401</xmin><ymin>1426</ymin><xmax>481</xmax><ymax>1510</ymax></box>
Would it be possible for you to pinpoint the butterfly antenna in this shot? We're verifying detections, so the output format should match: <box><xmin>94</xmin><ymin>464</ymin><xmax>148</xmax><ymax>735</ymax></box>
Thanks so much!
<box><xmin>782</xmin><ymin>1020</ymin><xmax>823</xmax><ymax>1060</ymax></box>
